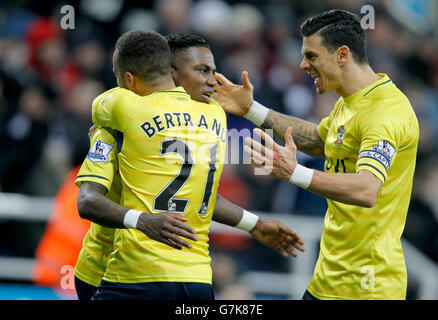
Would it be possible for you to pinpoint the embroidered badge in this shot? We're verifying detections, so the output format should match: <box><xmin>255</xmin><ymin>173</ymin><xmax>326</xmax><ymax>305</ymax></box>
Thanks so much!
<box><xmin>358</xmin><ymin>140</ymin><xmax>397</xmax><ymax>171</ymax></box>
<box><xmin>336</xmin><ymin>126</ymin><xmax>345</xmax><ymax>145</ymax></box>
<box><xmin>87</xmin><ymin>140</ymin><xmax>114</xmax><ymax>163</ymax></box>
<box><xmin>373</xmin><ymin>140</ymin><xmax>396</xmax><ymax>162</ymax></box>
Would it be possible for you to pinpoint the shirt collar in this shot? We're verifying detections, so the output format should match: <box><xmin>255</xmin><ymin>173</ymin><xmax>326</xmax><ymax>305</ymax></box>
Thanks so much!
<box><xmin>343</xmin><ymin>73</ymin><xmax>391</xmax><ymax>105</ymax></box>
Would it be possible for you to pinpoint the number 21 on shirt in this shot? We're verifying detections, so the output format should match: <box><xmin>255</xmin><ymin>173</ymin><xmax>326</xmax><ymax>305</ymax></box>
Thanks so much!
<box><xmin>153</xmin><ymin>139</ymin><xmax>218</xmax><ymax>216</ymax></box>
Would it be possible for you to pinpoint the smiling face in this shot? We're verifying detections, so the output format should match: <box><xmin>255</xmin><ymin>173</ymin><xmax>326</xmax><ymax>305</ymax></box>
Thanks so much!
<box><xmin>171</xmin><ymin>46</ymin><xmax>216</xmax><ymax>103</ymax></box>
<box><xmin>300</xmin><ymin>34</ymin><xmax>340</xmax><ymax>94</ymax></box>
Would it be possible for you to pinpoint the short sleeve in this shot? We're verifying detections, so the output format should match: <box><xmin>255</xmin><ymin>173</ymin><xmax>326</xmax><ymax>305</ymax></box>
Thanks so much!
<box><xmin>75</xmin><ymin>127</ymin><xmax>119</xmax><ymax>191</ymax></box>
<box><xmin>355</xmin><ymin>115</ymin><xmax>399</xmax><ymax>184</ymax></box>
<box><xmin>91</xmin><ymin>88</ymin><xmax>137</xmax><ymax>132</ymax></box>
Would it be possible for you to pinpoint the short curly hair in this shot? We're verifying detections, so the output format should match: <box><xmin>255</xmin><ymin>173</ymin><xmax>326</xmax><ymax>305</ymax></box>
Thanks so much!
<box><xmin>165</xmin><ymin>33</ymin><xmax>210</xmax><ymax>54</ymax></box>
<box><xmin>115</xmin><ymin>30</ymin><xmax>171</xmax><ymax>81</ymax></box>
<box><xmin>301</xmin><ymin>9</ymin><xmax>368</xmax><ymax>64</ymax></box>
<box><xmin>165</xmin><ymin>33</ymin><xmax>211</xmax><ymax>69</ymax></box>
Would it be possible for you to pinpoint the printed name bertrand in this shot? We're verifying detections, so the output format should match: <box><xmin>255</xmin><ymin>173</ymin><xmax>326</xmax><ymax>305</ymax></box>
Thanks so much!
<box><xmin>141</xmin><ymin>112</ymin><xmax>227</xmax><ymax>143</ymax></box>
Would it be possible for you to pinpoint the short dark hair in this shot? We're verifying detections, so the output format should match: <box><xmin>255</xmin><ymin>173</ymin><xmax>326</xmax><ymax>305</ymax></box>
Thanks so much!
<box><xmin>300</xmin><ymin>9</ymin><xmax>368</xmax><ymax>64</ymax></box>
<box><xmin>165</xmin><ymin>33</ymin><xmax>210</xmax><ymax>55</ymax></box>
<box><xmin>165</xmin><ymin>33</ymin><xmax>210</xmax><ymax>68</ymax></box>
<box><xmin>115</xmin><ymin>30</ymin><xmax>171</xmax><ymax>81</ymax></box>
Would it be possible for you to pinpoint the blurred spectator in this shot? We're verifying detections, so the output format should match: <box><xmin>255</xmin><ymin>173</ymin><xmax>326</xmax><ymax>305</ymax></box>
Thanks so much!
<box><xmin>25</xmin><ymin>16</ymin><xmax>80</xmax><ymax>94</ymax></box>
<box><xmin>404</xmin><ymin>159</ymin><xmax>438</xmax><ymax>263</ymax></box>
<box><xmin>0</xmin><ymin>84</ymin><xmax>52</xmax><ymax>193</ymax></box>
<box><xmin>156</xmin><ymin>0</ymin><xmax>192</xmax><ymax>34</ymax></box>
<box><xmin>62</xmin><ymin>78</ymin><xmax>104</xmax><ymax>167</ymax></box>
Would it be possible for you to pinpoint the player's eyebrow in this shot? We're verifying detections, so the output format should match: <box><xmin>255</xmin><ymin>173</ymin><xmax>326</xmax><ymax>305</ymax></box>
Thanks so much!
<box><xmin>196</xmin><ymin>64</ymin><xmax>216</xmax><ymax>72</ymax></box>
<box><xmin>303</xmin><ymin>50</ymin><xmax>318</xmax><ymax>58</ymax></box>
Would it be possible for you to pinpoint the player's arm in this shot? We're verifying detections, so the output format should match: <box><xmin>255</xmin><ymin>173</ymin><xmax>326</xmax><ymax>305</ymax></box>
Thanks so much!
<box><xmin>212</xmin><ymin>71</ymin><xmax>325</xmax><ymax>158</ymax></box>
<box><xmin>213</xmin><ymin>195</ymin><xmax>305</xmax><ymax>257</ymax></box>
<box><xmin>262</xmin><ymin>111</ymin><xmax>325</xmax><ymax>158</ymax></box>
<box><xmin>77</xmin><ymin>181</ymin><xmax>199</xmax><ymax>250</ymax></box>
<box><xmin>245</xmin><ymin>128</ymin><xmax>383</xmax><ymax>208</ymax></box>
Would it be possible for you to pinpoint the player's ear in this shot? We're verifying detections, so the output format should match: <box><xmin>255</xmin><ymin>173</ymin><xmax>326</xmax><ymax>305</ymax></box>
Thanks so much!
<box><xmin>124</xmin><ymin>72</ymin><xmax>135</xmax><ymax>90</ymax></box>
<box><xmin>170</xmin><ymin>65</ymin><xmax>179</xmax><ymax>82</ymax></box>
<box><xmin>337</xmin><ymin>45</ymin><xmax>350</xmax><ymax>67</ymax></box>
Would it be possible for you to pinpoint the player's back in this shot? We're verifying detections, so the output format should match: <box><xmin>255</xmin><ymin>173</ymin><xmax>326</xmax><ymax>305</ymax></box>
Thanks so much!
<box><xmin>92</xmin><ymin>87</ymin><xmax>227</xmax><ymax>284</ymax></box>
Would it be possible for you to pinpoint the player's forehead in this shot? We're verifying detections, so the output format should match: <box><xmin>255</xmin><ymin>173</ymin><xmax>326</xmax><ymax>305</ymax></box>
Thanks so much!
<box><xmin>301</xmin><ymin>34</ymin><xmax>325</xmax><ymax>56</ymax></box>
<box><xmin>177</xmin><ymin>46</ymin><xmax>216</xmax><ymax>69</ymax></box>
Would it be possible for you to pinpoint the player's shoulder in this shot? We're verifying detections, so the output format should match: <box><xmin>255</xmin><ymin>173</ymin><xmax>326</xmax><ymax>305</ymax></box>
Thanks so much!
<box><xmin>362</xmin><ymin>77</ymin><xmax>413</xmax><ymax>118</ymax></box>
<box><xmin>92</xmin><ymin>87</ymin><xmax>138</xmax><ymax>108</ymax></box>
<box><xmin>366</xmin><ymin>76</ymin><xmax>410</xmax><ymax>107</ymax></box>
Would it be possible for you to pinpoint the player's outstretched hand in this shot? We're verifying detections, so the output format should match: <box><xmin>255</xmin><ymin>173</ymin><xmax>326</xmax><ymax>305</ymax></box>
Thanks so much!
<box><xmin>244</xmin><ymin>127</ymin><xmax>298</xmax><ymax>181</ymax></box>
<box><xmin>136</xmin><ymin>212</ymin><xmax>198</xmax><ymax>250</ymax></box>
<box><xmin>250</xmin><ymin>218</ymin><xmax>305</xmax><ymax>258</ymax></box>
<box><xmin>212</xmin><ymin>71</ymin><xmax>254</xmax><ymax>116</ymax></box>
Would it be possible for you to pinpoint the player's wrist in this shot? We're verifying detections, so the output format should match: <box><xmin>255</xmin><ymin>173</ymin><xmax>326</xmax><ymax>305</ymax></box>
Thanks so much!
<box><xmin>289</xmin><ymin>164</ymin><xmax>314</xmax><ymax>189</ymax></box>
<box><xmin>235</xmin><ymin>209</ymin><xmax>259</xmax><ymax>232</ymax></box>
<box><xmin>244</xmin><ymin>101</ymin><xmax>269</xmax><ymax>127</ymax></box>
<box><xmin>123</xmin><ymin>209</ymin><xmax>142</xmax><ymax>229</ymax></box>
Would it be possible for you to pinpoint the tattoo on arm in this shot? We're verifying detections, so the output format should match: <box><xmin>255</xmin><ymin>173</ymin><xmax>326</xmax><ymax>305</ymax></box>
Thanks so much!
<box><xmin>213</xmin><ymin>195</ymin><xmax>243</xmax><ymax>227</ymax></box>
<box><xmin>262</xmin><ymin>110</ymin><xmax>325</xmax><ymax>158</ymax></box>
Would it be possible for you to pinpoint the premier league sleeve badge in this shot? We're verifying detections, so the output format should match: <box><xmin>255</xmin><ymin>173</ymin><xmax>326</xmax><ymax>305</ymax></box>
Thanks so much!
<box><xmin>87</xmin><ymin>140</ymin><xmax>114</xmax><ymax>163</ymax></box>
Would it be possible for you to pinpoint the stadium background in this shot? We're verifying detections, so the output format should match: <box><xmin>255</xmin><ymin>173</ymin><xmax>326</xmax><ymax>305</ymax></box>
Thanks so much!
<box><xmin>0</xmin><ymin>0</ymin><xmax>437</xmax><ymax>299</ymax></box>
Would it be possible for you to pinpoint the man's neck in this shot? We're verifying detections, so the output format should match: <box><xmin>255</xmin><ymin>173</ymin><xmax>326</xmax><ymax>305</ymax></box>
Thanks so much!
<box><xmin>336</xmin><ymin>63</ymin><xmax>381</xmax><ymax>98</ymax></box>
<box><xmin>134</xmin><ymin>76</ymin><xmax>177</xmax><ymax>97</ymax></box>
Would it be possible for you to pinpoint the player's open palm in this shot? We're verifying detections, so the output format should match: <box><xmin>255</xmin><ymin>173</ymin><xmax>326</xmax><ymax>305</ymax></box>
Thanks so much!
<box><xmin>250</xmin><ymin>218</ymin><xmax>305</xmax><ymax>258</ymax></box>
<box><xmin>244</xmin><ymin>127</ymin><xmax>298</xmax><ymax>181</ymax></box>
<box><xmin>136</xmin><ymin>212</ymin><xmax>198</xmax><ymax>250</ymax></box>
<box><xmin>212</xmin><ymin>71</ymin><xmax>254</xmax><ymax>116</ymax></box>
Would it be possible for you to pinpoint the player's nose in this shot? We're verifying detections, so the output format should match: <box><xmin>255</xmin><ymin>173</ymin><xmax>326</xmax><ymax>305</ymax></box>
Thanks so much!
<box><xmin>300</xmin><ymin>58</ymin><xmax>310</xmax><ymax>70</ymax></box>
<box><xmin>206</xmin><ymin>75</ymin><xmax>217</xmax><ymax>86</ymax></box>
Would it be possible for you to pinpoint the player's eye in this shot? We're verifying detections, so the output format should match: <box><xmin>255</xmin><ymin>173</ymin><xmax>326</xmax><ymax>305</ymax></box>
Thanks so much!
<box><xmin>196</xmin><ymin>67</ymin><xmax>210</xmax><ymax>74</ymax></box>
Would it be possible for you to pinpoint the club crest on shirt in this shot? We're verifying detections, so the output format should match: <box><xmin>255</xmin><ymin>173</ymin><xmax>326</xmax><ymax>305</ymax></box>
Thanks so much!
<box><xmin>87</xmin><ymin>140</ymin><xmax>114</xmax><ymax>163</ymax></box>
<box><xmin>336</xmin><ymin>126</ymin><xmax>345</xmax><ymax>145</ymax></box>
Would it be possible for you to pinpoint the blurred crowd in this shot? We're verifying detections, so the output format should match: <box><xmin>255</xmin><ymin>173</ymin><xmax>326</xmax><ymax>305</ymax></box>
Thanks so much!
<box><xmin>0</xmin><ymin>0</ymin><xmax>437</xmax><ymax>296</ymax></box>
